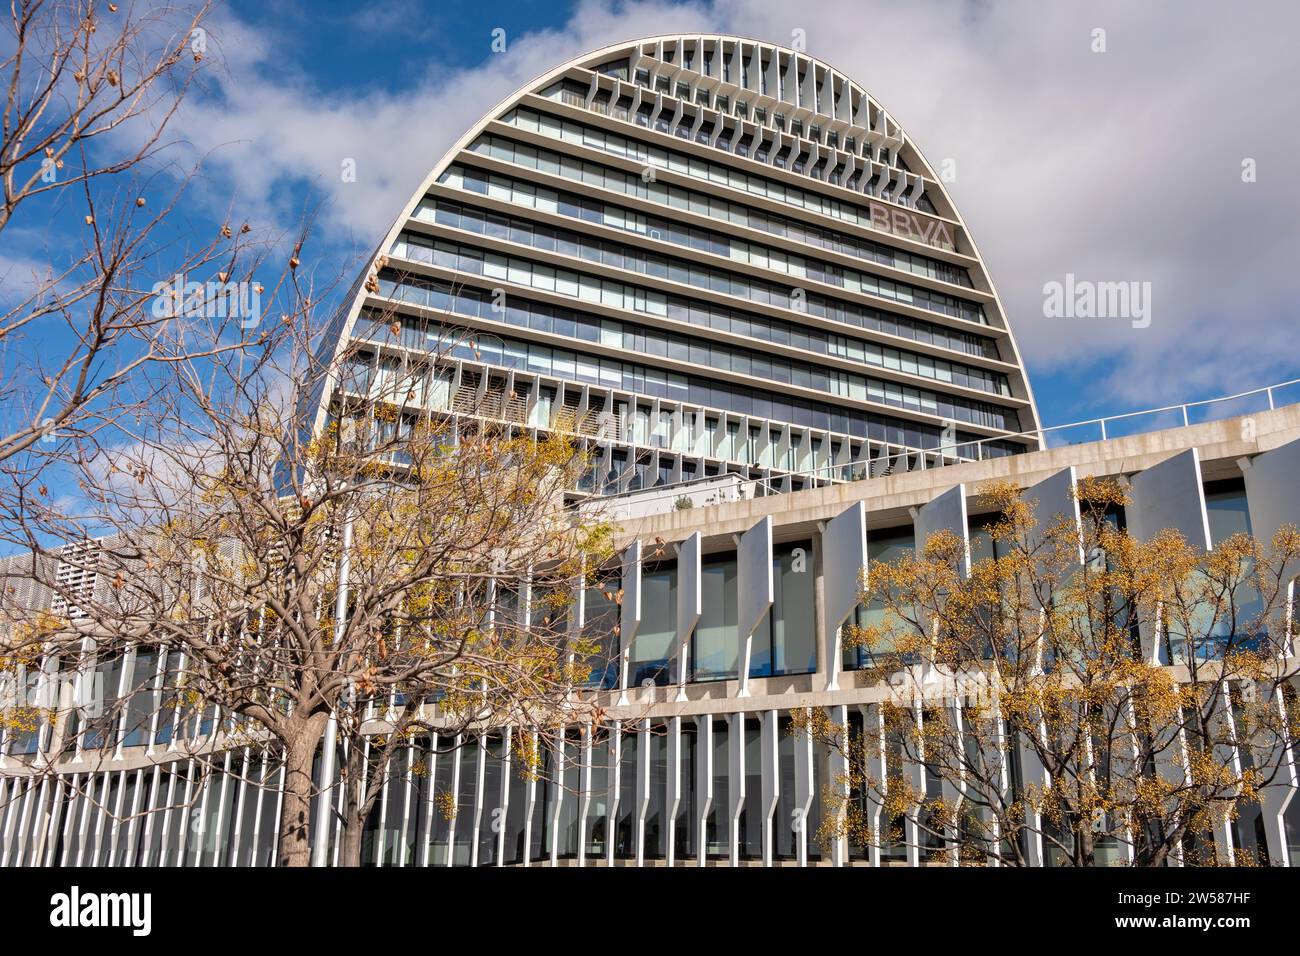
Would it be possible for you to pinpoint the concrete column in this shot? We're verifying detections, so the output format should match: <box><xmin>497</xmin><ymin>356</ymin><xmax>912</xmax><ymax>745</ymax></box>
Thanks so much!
<box><xmin>759</xmin><ymin>710</ymin><xmax>779</xmax><ymax>866</ymax></box>
<box><xmin>793</xmin><ymin>709</ymin><xmax>814</xmax><ymax>866</ymax></box>
<box><xmin>666</xmin><ymin>715</ymin><xmax>682</xmax><ymax>865</ymax></box>
<box><xmin>312</xmin><ymin>513</ymin><xmax>353</xmax><ymax>866</ymax></box>
<box><xmin>1017</xmin><ymin>720</ymin><xmax>1049</xmax><ymax>867</ymax></box>
<box><xmin>445</xmin><ymin>736</ymin><xmax>462</xmax><ymax>867</ymax></box>
<box><xmin>828</xmin><ymin>704</ymin><xmax>849</xmax><ymax>866</ymax></box>
<box><xmin>1153</xmin><ymin>724</ymin><xmax>1192</xmax><ymax>866</ymax></box>
<box><xmin>904</xmin><ymin>708</ymin><xmax>925</xmax><ymax>867</ymax></box>
<box><xmin>605</xmin><ymin>723</ymin><xmax>621</xmax><ymax>868</ymax></box>
<box><xmin>395</xmin><ymin>746</ymin><xmax>415</xmax><ymax>867</ymax></box>
<box><xmin>61</xmin><ymin>773</ymin><xmax>83</xmax><ymax>866</ymax></box>
<box><xmin>983</xmin><ymin>715</ymin><xmax>1011</xmax><ymax>866</ymax></box>
<box><xmin>470</xmin><ymin>736</ymin><xmax>487</xmax><ymax>867</ymax></box>
<box><xmin>496</xmin><ymin>730</ymin><xmax>512</xmax><ymax>867</ymax></box>
<box><xmin>863</xmin><ymin>705</ymin><xmax>885</xmax><ymax>867</ymax></box>
<box><xmin>635</xmin><ymin>719</ymin><xmax>651</xmax><ymax>866</ymax></box>
<box><xmin>158</xmin><ymin>765</ymin><xmax>182</xmax><ymax>866</ymax></box>
<box><xmin>696</xmin><ymin>713</ymin><xmax>713</xmax><ymax>867</ymax></box>
<box><xmin>0</xmin><ymin>776</ymin><xmax>25</xmax><ymax>866</ymax></box>
<box><xmin>548</xmin><ymin>734</ymin><xmax>563</xmax><ymax>867</ymax></box>
<box><xmin>226</xmin><ymin>750</ymin><xmax>251</xmax><ymax>867</ymax></box>
<box><xmin>269</xmin><ymin>764</ymin><xmax>286</xmax><ymax>867</ymax></box>
<box><xmin>522</xmin><ymin>730</ymin><xmax>538</xmax><ymax>868</ymax></box>
<box><xmin>247</xmin><ymin>754</ymin><xmax>272</xmax><ymax>868</ymax></box>
<box><xmin>578</xmin><ymin>723</ymin><xmax>592</xmax><ymax>866</ymax></box>
<box><xmin>43</xmin><ymin>776</ymin><xmax>66</xmax><ymax>867</ymax></box>
<box><xmin>728</xmin><ymin>711</ymin><xmax>745</xmax><ymax>867</ymax></box>
<box><xmin>1253</xmin><ymin>683</ymin><xmax>1297</xmax><ymax>865</ymax></box>
<box><xmin>418</xmin><ymin>733</ymin><xmax>438</xmax><ymax>867</ymax></box>
<box><xmin>189</xmin><ymin>764</ymin><xmax>213</xmax><ymax>867</ymax></box>
<box><xmin>938</xmin><ymin>704</ymin><xmax>966</xmax><ymax>866</ymax></box>
<box><xmin>1210</xmin><ymin>684</ymin><xmax>1241</xmax><ymax>865</ymax></box>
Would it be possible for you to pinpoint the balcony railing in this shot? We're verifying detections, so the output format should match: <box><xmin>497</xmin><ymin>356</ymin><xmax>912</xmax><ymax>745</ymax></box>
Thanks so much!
<box><xmin>343</xmin><ymin>372</ymin><xmax>1300</xmax><ymax>499</ymax></box>
<box><xmin>994</xmin><ymin>376</ymin><xmax>1300</xmax><ymax>454</ymax></box>
<box><xmin>601</xmin><ymin>375</ymin><xmax>1300</xmax><ymax>504</ymax></box>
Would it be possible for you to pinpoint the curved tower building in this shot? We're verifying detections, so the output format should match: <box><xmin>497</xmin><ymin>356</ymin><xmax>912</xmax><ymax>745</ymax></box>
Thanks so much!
<box><xmin>11</xmin><ymin>35</ymin><xmax>1297</xmax><ymax>873</ymax></box>
<box><xmin>316</xmin><ymin>34</ymin><xmax>1042</xmax><ymax>495</ymax></box>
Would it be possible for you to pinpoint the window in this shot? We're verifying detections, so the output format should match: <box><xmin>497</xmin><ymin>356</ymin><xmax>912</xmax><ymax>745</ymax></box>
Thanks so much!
<box><xmin>692</xmin><ymin>557</ymin><xmax>739</xmax><ymax>680</ymax></box>
<box><xmin>749</xmin><ymin>541</ymin><xmax>816</xmax><ymax>676</ymax></box>
<box><xmin>844</xmin><ymin>528</ymin><xmax>916</xmax><ymax>670</ymax></box>
<box><xmin>632</xmin><ymin>565</ymin><xmax>677</xmax><ymax>686</ymax></box>
<box><xmin>583</xmin><ymin>577</ymin><xmax>621</xmax><ymax>688</ymax></box>
<box><xmin>1169</xmin><ymin>479</ymin><xmax>1267</xmax><ymax>660</ymax></box>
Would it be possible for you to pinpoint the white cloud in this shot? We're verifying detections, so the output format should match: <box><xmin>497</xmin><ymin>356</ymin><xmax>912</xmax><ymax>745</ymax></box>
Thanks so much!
<box><xmin>0</xmin><ymin>251</ymin><xmax>57</xmax><ymax>310</ymax></box>
<box><xmin>170</xmin><ymin>1</ymin><xmax>715</xmax><ymax>243</ymax></box>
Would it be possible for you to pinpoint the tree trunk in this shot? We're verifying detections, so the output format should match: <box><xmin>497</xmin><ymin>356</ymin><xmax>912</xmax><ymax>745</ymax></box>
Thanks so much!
<box><xmin>1076</xmin><ymin>817</ymin><xmax>1096</xmax><ymax>867</ymax></box>
<box><xmin>339</xmin><ymin>815</ymin><xmax>364</xmax><ymax>867</ymax></box>
<box><xmin>339</xmin><ymin>769</ymin><xmax>364</xmax><ymax>867</ymax></box>
<box><xmin>338</xmin><ymin>744</ymin><xmax>387</xmax><ymax>867</ymax></box>
<box><xmin>277</xmin><ymin>714</ymin><xmax>328</xmax><ymax>867</ymax></box>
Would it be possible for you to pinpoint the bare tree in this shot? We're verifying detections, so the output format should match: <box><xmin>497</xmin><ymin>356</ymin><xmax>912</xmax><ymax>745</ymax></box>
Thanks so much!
<box><xmin>800</xmin><ymin>477</ymin><xmax>1300</xmax><ymax>866</ymax></box>
<box><xmin>0</xmin><ymin>7</ymin><xmax>306</xmax><ymax>793</ymax></box>
<box><xmin>9</xmin><ymin>240</ymin><xmax>616</xmax><ymax>865</ymax></box>
<box><xmin>0</xmin><ymin>1</ymin><xmax>257</xmax><ymax>513</ymax></box>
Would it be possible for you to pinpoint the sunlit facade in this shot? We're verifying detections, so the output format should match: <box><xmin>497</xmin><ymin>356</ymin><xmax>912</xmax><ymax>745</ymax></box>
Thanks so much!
<box><xmin>313</xmin><ymin>35</ymin><xmax>1042</xmax><ymax>496</ymax></box>
<box><xmin>2</xmin><ymin>37</ymin><xmax>1299</xmax><ymax>869</ymax></box>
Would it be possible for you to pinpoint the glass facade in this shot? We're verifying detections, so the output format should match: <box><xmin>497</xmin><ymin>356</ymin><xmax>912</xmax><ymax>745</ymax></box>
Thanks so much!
<box><xmin>6</xmin><ymin>36</ymin><xmax>1293</xmax><ymax>876</ymax></box>
<box><xmin>1162</xmin><ymin>479</ymin><xmax>1266</xmax><ymax>662</ymax></box>
<box><xmin>844</xmin><ymin>527</ymin><xmax>915</xmax><ymax>670</ymax></box>
<box><xmin>376</xmin><ymin>242</ymin><xmax>1015</xmax><ymax>427</ymax></box>
<box><xmin>324</xmin><ymin>32</ymin><xmax>1042</xmax><ymax>483</ymax></box>
<box><xmin>632</xmin><ymin>565</ymin><xmax>676</xmax><ymax>686</ymax></box>
<box><xmin>352</xmin><ymin>312</ymin><xmax>1022</xmax><ymax>453</ymax></box>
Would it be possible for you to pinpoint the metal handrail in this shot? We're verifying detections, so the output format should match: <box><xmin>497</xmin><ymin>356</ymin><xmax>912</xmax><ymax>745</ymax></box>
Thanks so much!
<box><xmin>597</xmin><ymin>375</ymin><xmax>1300</xmax><ymax>501</ymax></box>
<box><xmin>985</xmin><ymin>376</ymin><xmax>1300</xmax><ymax>452</ymax></box>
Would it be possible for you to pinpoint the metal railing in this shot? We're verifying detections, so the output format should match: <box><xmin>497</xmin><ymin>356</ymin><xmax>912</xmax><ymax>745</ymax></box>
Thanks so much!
<box><xmin>988</xmin><ymin>376</ymin><xmax>1300</xmax><ymax>455</ymax></box>
<box><xmin>596</xmin><ymin>375</ymin><xmax>1300</xmax><ymax>504</ymax></box>
<box><xmin>345</xmin><ymin>369</ymin><xmax>1300</xmax><ymax>500</ymax></box>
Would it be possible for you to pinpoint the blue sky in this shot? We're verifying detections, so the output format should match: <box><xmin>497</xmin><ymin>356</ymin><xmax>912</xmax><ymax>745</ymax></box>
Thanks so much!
<box><xmin>5</xmin><ymin>0</ymin><xmax>1298</xmax><ymax>438</ymax></box>
<box><xmin>224</xmin><ymin>0</ymin><xmax>583</xmax><ymax>79</ymax></box>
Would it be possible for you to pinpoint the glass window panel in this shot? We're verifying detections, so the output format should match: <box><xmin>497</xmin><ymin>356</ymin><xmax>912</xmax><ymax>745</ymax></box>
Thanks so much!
<box><xmin>632</xmin><ymin>568</ymin><xmax>676</xmax><ymax>686</ymax></box>
<box><xmin>692</xmin><ymin>559</ymin><xmax>738</xmax><ymax>681</ymax></box>
<box><xmin>771</xmin><ymin>543</ymin><xmax>816</xmax><ymax>675</ymax></box>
